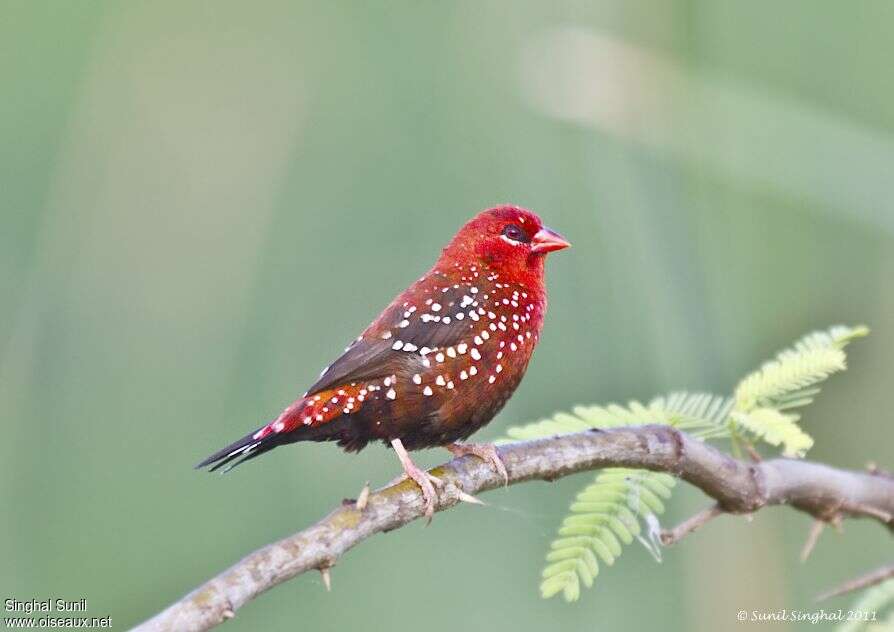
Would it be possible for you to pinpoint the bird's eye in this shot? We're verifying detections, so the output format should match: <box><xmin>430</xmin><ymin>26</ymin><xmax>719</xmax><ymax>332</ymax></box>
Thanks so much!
<box><xmin>501</xmin><ymin>224</ymin><xmax>528</xmax><ymax>243</ymax></box>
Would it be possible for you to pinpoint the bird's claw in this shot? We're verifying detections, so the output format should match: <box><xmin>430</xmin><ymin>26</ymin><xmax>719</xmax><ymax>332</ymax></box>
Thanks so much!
<box><xmin>446</xmin><ymin>442</ymin><xmax>509</xmax><ymax>486</ymax></box>
<box><xmin>400</xmin><ymin>465</ymin><xmax>442</xmax><ymax>522</ymax></box>
<box><xmin>390</xmin><ymin>438</ymin><xmax>443</xmax><ymax>523</ymax></box>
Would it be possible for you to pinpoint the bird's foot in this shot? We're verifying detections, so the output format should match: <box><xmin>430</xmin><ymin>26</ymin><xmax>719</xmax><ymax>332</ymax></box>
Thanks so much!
<box><xmin>390</xmin><ymin>439</ymin><xmax>443</xmax><ymax>522</ymax></box>
<box><xmin>445</xmin><ymin>442</ymin><xmax>509</xmax><ymax>485</ymax></box>
<box><xmin>399</xmin><ymin>465</ymin><xmax>443</xmax><ymax>522</ymax></box>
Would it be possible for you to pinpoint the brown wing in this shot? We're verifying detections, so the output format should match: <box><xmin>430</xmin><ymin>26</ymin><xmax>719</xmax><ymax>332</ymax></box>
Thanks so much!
<box><xmin>305</xmin><ymin>280</ymin><xmax>485</xmax><ymax>396</ymax></box>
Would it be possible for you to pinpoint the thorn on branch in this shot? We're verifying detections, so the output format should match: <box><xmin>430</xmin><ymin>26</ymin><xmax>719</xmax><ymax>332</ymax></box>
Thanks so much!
<box><xmin>830</xmin><ymin>513</ymin><xmax>844</xmax><ymax>533</ymax></box>
<box><xmin>355</xmin><ymin>482</ymin><xmax>370</xmax><ymax>511</ymax></box>
<box><xmin>660</xmin><ymin>504</ymin><xmax>724</xmax><ymax>546</ymax></box>
<box><xmin>800</xmin><ymin>519</ymin><xmax>825</xmax><ymax>562</ymax></box>
<box><xmin>866</xmin><ymin>462</ymin><xmax>894</xmax><ymax>479</ymax></box>
<box><xmin>319</xmin><ymin>565</ymin><xmax>333</xmax><ymax>592</ymax></box>
<box><xmin>744</xmin><ymin>443</ymin><xmax>762</xmax><ymax>463</ymax></box>
<box><xmin>816</xmin><ymin>562</ymin><xmax>894</xmax><ymax>602</ymax></box>
<box><xmin>842</xmin><ymin>501</ymin><xmax>893</xmax><ymax>524</ymax></box>
<box><xmin>456</xmin><ymin>490</ymin><xmax>485</xmax><ymax>505</ymax></box>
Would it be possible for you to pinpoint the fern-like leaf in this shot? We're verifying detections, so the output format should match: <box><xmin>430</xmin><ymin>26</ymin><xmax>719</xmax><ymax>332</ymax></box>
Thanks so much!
<box><xmin>541</xmin><ymin>468</ymin><xmax>675</xmax><ymax>601</ymax></box>
<box><xmin>504</xmin><ymin>392</ymin><xmax>732</xmax><ymax>442</ymax></box>
<box><xmin>510</xmin><ymin>325</ymin><xmax>868</xmax><ymax>604</ymax></box>
<box><xmin>729</xmin><ymin>408</ymin><xmax>813</xmax><ymax>457</ymax></box>
<box><xmin>503</xmin><ymin>393</ymin><xmax>729</xmax><ymax>601</ymax></box>
<box><xmin>735</xmin><ymin>325</ymin><xmax>868</xmax><ymax>412</ymax></box>
<box><xmin>730</xmin><ymin>324</ymin><xmax>868</xmax><ymax>457</ymax></box>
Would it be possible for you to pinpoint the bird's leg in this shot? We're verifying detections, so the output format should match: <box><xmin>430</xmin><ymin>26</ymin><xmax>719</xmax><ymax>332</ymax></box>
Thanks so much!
<box><xmin>445</xmin><ymin>442</ymin><xmax>509</xmax><ymax>485</ymax></box>
<box><xmin>390</xmin><ymin>438</ymin><xmax>443</xmax><ymax>521</ymax></box>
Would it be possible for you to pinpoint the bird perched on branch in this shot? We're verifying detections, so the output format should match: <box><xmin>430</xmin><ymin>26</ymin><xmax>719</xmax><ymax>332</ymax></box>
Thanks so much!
<box><xmin>197</xmin><ymin>205</ymin><xmax>570</xmax><ymax>518</ymax></box>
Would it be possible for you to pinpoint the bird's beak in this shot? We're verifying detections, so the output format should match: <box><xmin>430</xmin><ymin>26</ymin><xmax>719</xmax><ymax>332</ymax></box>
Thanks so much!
<box><xmin>531</xmin><ymin>227</ymin><xmax>571</xmax><ymax>254</ymax></box>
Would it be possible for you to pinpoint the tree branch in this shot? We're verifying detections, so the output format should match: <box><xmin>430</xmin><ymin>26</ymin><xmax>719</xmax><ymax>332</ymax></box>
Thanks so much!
<box><xmin>133</xmin><ymin>425</ymin><xmax>894</xmax><ymax>632</ymax></box>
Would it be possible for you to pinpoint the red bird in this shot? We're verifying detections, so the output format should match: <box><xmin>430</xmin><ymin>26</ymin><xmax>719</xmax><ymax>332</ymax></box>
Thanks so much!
<box><xmin>198</xmin><ymin>205</ymin><xmax>570</xmax><ymax>517</ymax></box>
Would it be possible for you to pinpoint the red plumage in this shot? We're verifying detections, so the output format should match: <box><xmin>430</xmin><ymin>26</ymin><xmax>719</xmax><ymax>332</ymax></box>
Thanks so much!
<box><xmin>198</xmin><ymin>205</ymin><xmax>570</xmax><ymax>516</ymax></box>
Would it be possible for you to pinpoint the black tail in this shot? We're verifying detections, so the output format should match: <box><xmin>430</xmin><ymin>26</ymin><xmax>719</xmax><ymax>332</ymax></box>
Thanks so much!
<box><xmin>195</xmin><ymin>427</ymin><xmax>284</xmax><ymax>473</ymax></box>
<box><xmin>196</xmin><ymin>414</ymin><xmax>355</xmax><ymax>473</ymax></box>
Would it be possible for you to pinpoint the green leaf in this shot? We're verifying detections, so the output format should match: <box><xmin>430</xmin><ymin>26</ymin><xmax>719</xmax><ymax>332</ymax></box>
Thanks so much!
<box><xmin>735</xmin><ymin>325</ymin><xmax>868</xmax><ymax>412</ymax></box>
<box><xmin>730</xmin><ymin>324</ymin><xmax>867</xmax><ymax>457</ymax></box>
<box><xmin>540</xmin><ymin>572</ymin><xmax>574</xmax><ymax>599</ymax></box>
<box><xmin>730</xmin><ymin>408</ymin><xmax>814</xmax><ymax>457</ymax></box>
<box><xmin>515</xmin><ymin>324</ymin><xmax>868</xmax><ymax>603</ymax></box>
<box><xmin>504</xmin><ymin>392</ymin><xmax>732</xmax><ymax>443</ymax></box>
<box><xmin>505</xmin><ymin>393</ymin><xmax>731</xmax><ymax>602</ymax></box>
<box><xmin>536</xmin><ymin>467</ymin><xmax>675</xmax><ymax>602</ymax></box>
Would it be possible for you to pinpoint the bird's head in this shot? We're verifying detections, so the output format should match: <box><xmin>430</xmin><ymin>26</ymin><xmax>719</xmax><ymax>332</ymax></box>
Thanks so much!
<box><xmin>439</xmin><ymin>205</ymin><xmax>570</xmax><ymax>286</ymax></box>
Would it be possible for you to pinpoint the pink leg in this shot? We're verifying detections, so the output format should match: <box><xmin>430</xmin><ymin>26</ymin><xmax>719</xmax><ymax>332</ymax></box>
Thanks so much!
<box><xmin>390</xmin><ymin>438</ymin><xmax>442</xmax><ymax>521</ymax></box>
<box><xmin>445</xmin><ymin>442</ymin><xmax>509</xmax><ymax>485</ymax></box>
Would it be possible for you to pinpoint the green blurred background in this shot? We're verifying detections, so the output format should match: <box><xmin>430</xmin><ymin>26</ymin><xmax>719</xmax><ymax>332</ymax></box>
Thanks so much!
<box><xmin>3</xmin><ymin>1</ymin><xmax>893</xmax><ymax>630</ymax></box>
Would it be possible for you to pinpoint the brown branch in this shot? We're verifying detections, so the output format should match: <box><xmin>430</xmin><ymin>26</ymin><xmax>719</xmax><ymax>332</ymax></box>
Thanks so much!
<box><xmin>133</xmin><ymin>425</ymin><xmax>894</xmax><ymax>632</ymax></box>
<box><xmin>660</xmin><ymin>504</ymin><xmax>724</xmax><ymax>546</ymax></box>
<box><xmin>816</xmin><ymin>562</ymin><xmax>894</xmax><ymax>601</ymax></box>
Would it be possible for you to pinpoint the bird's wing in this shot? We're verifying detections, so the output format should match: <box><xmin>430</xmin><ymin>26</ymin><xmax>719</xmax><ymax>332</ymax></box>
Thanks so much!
<box><xmin>306</xmin><ymin>281</ymin><xmax>484</xmax><ymax>395</ymax></box>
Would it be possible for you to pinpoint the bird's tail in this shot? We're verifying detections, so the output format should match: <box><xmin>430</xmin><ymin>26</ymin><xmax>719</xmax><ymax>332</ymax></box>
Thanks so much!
<box><xmin>195</xmin><ymin>425</ymin><xmax>284</xmax><ymax>473</ymax></box>
<box><xmin>196</xmin><ymin>392</ymin><xmax>359</xmax><ymax>472</ymax></box>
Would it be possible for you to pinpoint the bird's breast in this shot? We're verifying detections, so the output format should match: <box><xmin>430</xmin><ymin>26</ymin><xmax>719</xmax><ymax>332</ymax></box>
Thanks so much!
<box><xmin>286</xmin><ymin>271</ymin><xmax>548</xmax><ymax>451</ymax></box>
<box><xmin>369</xmin><ymin>279</ymin><xmax>546</xmax><ymax>447</ymax></box>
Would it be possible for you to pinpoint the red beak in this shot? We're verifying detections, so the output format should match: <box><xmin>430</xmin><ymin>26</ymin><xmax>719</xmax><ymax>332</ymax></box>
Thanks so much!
<box><xmin>531</xmin><ymin>227</ymin><xmax>571</xmax><ymax>254</ymax></box>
